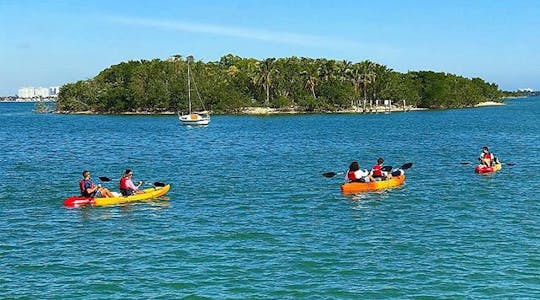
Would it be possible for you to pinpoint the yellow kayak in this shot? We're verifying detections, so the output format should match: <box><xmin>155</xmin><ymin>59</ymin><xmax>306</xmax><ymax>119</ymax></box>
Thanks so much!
<box><xmin>64</xmin><ymin>184</ymin><xmax>170</xmax><ymax>208</ymax></box>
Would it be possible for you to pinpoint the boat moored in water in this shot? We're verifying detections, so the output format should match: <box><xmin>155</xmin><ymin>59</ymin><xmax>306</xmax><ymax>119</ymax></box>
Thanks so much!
<box><xmin>178</xmin><ymin>55</ymin><xmax>211</xmax><ymax>126</ymax></box>
<box><xmin>178</xmin><ymin>112</ymin><xmax>210</xmax><ymax>126</ymax></box>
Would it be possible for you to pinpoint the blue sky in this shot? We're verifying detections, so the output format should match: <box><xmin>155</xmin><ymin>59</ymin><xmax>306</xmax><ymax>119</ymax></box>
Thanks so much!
<box><xmin>1</xmin><ymin>0</ymin><xmax>539</xmax><ymax>95</ymax></box>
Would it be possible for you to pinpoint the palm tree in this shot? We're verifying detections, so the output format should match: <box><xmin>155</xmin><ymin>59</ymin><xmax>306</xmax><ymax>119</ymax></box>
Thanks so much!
<box><xmin>345</xmin><ymin>64</ymin><xmax>363</xmax><ymax>109</ymax></box>
<box><xmin>317</xmin><ymin>59</ymin><xmax>337</xmax><ymax>82</ymax></box>
<box><xmin>371</xmin><ymin>64</ymin><xmax>392</xmax><ymax>102</ymax></box>
<box><xmin>359</xmin><ymin>61</ymin><xmax>376</xmax><ymax>99</ymax></box>
<box><xmin>252</xmin><ymin>58</ymin><xmax>276</xmax><ymax>106</ymax></box>
<box><xmin>336</xmin><ymin>60</ymin><xmax>352</xmax><ymax>81</ymax></box>
<box><xmin>168</xmin><ymin>54</ymin><xmax>183</xmax><ymax>77</ymax></box>
<box><xmin>301</xmin><ymin>70</ymin><xmax>318</xmax><ymax>99</ymax></box>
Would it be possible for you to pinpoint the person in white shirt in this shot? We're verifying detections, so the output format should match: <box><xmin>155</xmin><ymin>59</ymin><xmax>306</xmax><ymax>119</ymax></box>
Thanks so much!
<box><xmin>345</xmin><ymin>161</ymin><xmax>374</xmax><ymax>183</ymax></box>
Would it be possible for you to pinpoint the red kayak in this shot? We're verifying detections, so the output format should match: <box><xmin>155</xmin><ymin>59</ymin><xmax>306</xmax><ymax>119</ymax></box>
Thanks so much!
<box><xmin>475</xmin><ymin>163</ymin><xmax>502</xmax><ymax>174</ymax></box>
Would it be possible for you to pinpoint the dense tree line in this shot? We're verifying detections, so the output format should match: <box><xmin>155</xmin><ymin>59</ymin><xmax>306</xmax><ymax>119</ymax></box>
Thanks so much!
<box><xmin>56</xmin><ymin>54</ymin><xmax>504</xmax><ymax>113</ymax></box>
<box><xmin>503</xmin><ymin>90</ymin><xmax>538</xmax><ymax>97</ymax></box>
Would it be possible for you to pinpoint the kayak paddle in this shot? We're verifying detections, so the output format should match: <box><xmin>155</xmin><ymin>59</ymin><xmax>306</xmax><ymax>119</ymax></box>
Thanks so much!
<box><xmin>399</xmin><ymin>162</ymin><xmax>413</xmax><ymax>170</ymax></box>
<box><xmin>322</xmin><ymin>172</ymin><xmax>342</xmax><ymax>178</ymax></box>
<box><xmin>323</xmin><ymin>165</ymin><xmax>396</xmax><ymax>178</ymax></box>
<box><xmin>98</xmin><ymin>176</ymin><xmax>166</xmax><ymax>187</ymax></box>
<box><xmin>461</xmin><ymin>161</ymin><xmax>512</xmax><ymax>166</ymax></box>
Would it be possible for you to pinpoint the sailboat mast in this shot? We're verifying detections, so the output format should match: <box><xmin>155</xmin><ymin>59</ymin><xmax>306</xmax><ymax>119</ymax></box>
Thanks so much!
<box><xmin>187</xmin><ymin>56</ymin><xmax>192</xmax><ymax>114</ymax></box>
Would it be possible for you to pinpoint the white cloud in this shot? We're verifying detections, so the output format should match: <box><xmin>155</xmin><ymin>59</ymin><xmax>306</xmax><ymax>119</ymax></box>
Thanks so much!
<box><xmin>106</xmin><ymin>16</ymin><xmax>362</xmax><ymax>50</ymax></box>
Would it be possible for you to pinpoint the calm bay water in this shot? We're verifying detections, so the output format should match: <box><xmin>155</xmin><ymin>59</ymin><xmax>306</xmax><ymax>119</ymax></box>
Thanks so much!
<box><xmin>0</xmin><ymin>98</ymin><xmax>539</xmax><ymax>299</ymax></box>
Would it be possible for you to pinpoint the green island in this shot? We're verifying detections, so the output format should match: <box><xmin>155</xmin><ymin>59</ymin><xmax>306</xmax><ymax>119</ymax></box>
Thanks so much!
<box><xmin>56</xmin><ymin>54</ymin><xmax>508</xmax><ymax>114</ymax></box>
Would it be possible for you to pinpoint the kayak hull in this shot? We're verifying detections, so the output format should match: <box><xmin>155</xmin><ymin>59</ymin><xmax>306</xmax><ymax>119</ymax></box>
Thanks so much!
<box><xmin>475</xmin><ymin>163</ymin><xmax>502</xmax><ymax>174</ymax></box>
<box><xmin>63</xmin><ymin>184</ymin><xmax>171</xmax><ymax>208</ymax></box>
<box><xmin>341</xmin><ymin>175</ymin><xmax>405</xmax><ymax>194</ymax></box>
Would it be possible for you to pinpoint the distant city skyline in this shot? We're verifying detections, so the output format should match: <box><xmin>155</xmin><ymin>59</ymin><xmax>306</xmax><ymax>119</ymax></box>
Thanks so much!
<box><xmin>1</xmin><ymin>0</ymin><xmax>539</xmax><ymax>96</ymax></box>
<box><xmin>17</xmin><ymin>86</ymin><xmax>60</xmax><ymax>99</ymax></box>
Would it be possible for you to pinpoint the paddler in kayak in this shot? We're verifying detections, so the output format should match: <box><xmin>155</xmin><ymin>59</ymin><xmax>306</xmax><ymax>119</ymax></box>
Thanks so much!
<box><xmin>79</xmin><ymin>170</ymin><xmax>114</xmax><ymax>198</ymax></box>
<box><xmin>345</xmin><ymin>161</ymin><xmax>375</xmax><ymax>183</ymax></box>
<box><xmin>479</xmin><ymin>146</ymin><xmax>499</xmax><ymax>167</ymax></box>
<box><xmin>119</xmin><ymin>169</ymin><xmax>143</xmax><ymax>196</ymax></box>
<box><xmin>371</xmin><ymin>157</ymin><xmax>392</xmax><ymax>180</ymax></box>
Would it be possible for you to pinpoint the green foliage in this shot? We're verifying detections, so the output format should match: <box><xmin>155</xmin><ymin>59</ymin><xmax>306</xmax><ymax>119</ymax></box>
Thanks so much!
<box><xmin>410</xmin><ymin>71</ymin><xmax>503</xmax><ymax>108</ymax></box>
<box><xmin>274</xmin><ymin>95</ymin><xmax>293</xmax><ymax>109</ymax></box>
<box><xmin>56</xmin><ymin>54</ymin><xmax>504</xmax><ymax>113</ymax></box>
<box><xmin>318</xmin><ymin>79</ymin><xmax>355</xmax><ymax>109</ymax></box>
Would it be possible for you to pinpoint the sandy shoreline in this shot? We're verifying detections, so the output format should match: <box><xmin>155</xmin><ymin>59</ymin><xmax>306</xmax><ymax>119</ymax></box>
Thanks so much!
<box><xmin>238</xmin><ymin>105</ymin><xmax>428</xmax><ymax>115</ymax></box>
<box><xmin>474</xmin><ymin>101</ymin><xmax>505</xmax><ymax>107</ymax></box>
<box><xmin>56</xmin><ymin>106</ymin><xmax>427</xmax><ymax>115</ymax></box>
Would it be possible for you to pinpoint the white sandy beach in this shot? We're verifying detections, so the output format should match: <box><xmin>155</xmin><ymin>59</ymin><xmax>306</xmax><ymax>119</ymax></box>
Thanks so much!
<box><xmin>474</xmin><ymin>101</ymin><xmax>505</xmax><ymax>107</ymax></box>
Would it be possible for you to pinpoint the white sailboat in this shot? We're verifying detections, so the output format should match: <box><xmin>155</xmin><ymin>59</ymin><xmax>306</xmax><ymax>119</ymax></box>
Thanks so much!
<box><xmin>178</xmin><ymin>55</ymin><xmax>210</xmax><ymax>126</ymax></box>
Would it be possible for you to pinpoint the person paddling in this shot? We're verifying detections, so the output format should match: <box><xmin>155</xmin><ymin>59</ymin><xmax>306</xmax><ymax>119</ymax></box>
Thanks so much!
<box><xmin>345</xmin><ymin>161</ymin><xmax>374</xmax><ymax>183</ymax></box>
<box><xmin>119</xmin><ymin>169</ymin><xmax>143</xmax><ymax>196</ymax></box>
<box><xmin>479</xmin><ymin>146</ymin><xmax>499</xmax><ymax>167</ymax></box>
<box><xmin>79</xmin><ymin>170</ymin><xmax>114</xmax><ymax>198</ymax></box>
<box><xmin>371</xmin><ymin>157</ymin><xmax>392</xmax><ymax>180</ymax></box>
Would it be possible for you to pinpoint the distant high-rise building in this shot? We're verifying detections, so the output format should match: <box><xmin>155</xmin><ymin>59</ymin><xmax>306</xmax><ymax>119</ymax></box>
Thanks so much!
<box><xmin>49</xmin><ymin>86</ymin><xmax>60</xmax><ymax>96</ymax></box>
<box><xmin>17</xmin><ymin>86</ymin><xmax>60</xmax><ymax>99</ymax></box>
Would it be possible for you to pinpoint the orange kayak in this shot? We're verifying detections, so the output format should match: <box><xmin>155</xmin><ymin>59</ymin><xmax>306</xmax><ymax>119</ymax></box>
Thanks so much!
<box><xmin>341</xmin><ymin>175</ymin><xmax>406</xmax><ymax>194</ymax></box>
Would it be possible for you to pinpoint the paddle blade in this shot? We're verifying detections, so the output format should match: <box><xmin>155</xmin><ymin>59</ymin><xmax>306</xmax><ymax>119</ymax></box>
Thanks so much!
<box><xmin>98</xmin><ymin>176</ymin><xmax>112</xmax><ymax>182</ymax></box>
<box><xmin>322</xmin><ymin>172</ymin><xmax>338</xmax><ymax>178</ymax></box>
<box><xmin>381</xmin><ymin>166</ymin><xmax>393</xmax><ymax>172</ymax></box>
<box><xmin>400</xmin><ymin>162</ymin><xmax>413</xmax><ymax>170</ymax></box>
<box><xmin>460</xmin><ymin>162</ymin><xmax>471</xmax><ymax>165</ymax></box>
<box><xmin>504</xmin><ymin>163</ymin><xmax>515</xmax><ymax>166</ymax></box>
<box><xmin>154</xmin><ymin>182</ymin><xmax>166</xmax><ymax>187</ymax></box>
<box><xmin>391</xmin><ymin>170</ymin><xmax>403</xmax><ymax>177</ymax></box>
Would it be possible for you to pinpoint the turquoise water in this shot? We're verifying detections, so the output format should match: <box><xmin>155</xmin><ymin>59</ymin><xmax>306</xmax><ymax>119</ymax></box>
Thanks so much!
<box><xmin>1</xmin><ymin>98</ymin><xmax>539</xmax><ymax>299</ymax></box>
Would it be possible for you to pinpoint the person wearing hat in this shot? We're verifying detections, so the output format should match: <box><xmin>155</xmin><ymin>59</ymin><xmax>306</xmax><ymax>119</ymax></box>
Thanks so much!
<box><xmin>479</xmin><ymin>146</ymin><xmax>498</xmax><ymax>167</ymax></box>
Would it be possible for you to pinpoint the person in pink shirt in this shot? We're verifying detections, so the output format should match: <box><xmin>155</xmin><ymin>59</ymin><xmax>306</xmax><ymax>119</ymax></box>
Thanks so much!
<box><xmin>119</xmin><ymin>169</ymin><xmax>143</xmax><ymax>196</ymax></box>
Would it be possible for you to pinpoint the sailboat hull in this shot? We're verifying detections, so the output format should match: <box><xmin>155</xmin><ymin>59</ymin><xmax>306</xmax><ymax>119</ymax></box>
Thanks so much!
<box><xmin>179</xmin><ymin>113</ymin><xmax>210</xmax><ymax>125</ymax></box>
